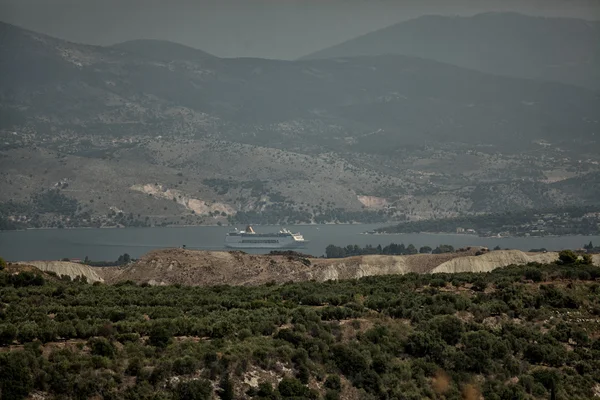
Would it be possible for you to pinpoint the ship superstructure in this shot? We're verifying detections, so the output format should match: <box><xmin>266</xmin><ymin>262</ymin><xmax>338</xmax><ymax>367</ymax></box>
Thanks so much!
<box><xmin>224</xmin><ymin>225</ymin><xmax>309</xmax><ymax>249</ymax></box>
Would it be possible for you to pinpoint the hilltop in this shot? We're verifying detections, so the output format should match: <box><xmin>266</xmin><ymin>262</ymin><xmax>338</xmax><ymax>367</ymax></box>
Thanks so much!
<box><xmin>301</xmin><ymin>12</ymin><xmax>600</xmax><ymax>89</ymax></box>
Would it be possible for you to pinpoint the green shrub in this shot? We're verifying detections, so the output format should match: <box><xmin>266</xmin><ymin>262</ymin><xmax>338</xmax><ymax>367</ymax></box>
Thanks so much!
<box><xmin>150</xmin><ymin>360</ymin><xmax>173</xmax><ymax>386</ymax></box>
<box><xmin>173</xmin><ymin>356</ymin><xmax>198</xmax><ymax>375</ymax></box>
<box><xmin>0</xmin><ymin>352</ymin><xmax>34</xmax><ymax>399</ymax></box>
<box><xmin>472</xmin><ymin>279</ymin><xmax>488</xmax><ymax>292</ymax></box>
<box><xmin>324</xmin><ymin>375</ymin><xmax>342</xmax><ymax>391</ymax></box>
<box><xmin>558</xmin><ymin>250</ymin><xmax>578</xmax><ymax>265</ymax></box>
<box><xmin>148</xmin><ymin>324</ymin><xmax>172</xmax><ymax>348</ymax></box>
<box><xmin>218</xmin><ymin>375</ymin><xmax>235</xmax><ymax>400</ymax></box>
<box><xmin>426</xmin><ymin>315</ymin><xmax>464</xmax><ymax>345</ymax></box>
<box><xmin>531</xmin><ymin>368</ymin><xmax>560</xmax><ymax>393</ymax></box>
<box><xmin>0</xmin><ymin>323</ymin><xmax>17</xmax><ymax>345</ymax></box>
<box><xmin>278</xmin><ymin>377</ymin><xmax>312</xmax><ymax>398</ymax></box>
<box><xmin>405</xmin><ymin>332</ymin><xmax>444</xmax><ymax>359</ymax></box>
<box><xmin>324</xmin><ymin>390</ymin><xmax>340</xmax><ymax>400</ymax></box>
<box><xmin>257</xmin><ymin>382</ymin><xmax>276</xmax><ymax>397</ymax></box>
<box><xmin>88</xmin><ymin>337</ymin><xmax>116</xmax><ymax>358</ymax></box>
<box><xmin>117</xmin><ymin>332</ymin><xmax>140</xmax><ymax>343</ymax></box>
<box><xmin>524</xmin><ymin>269</ymin><xmax>544</xmax><ymax>282</ymax></box>
<box><xmin>331</xmin><ymin>344</ymin><xmax>369</xmax><ymax>378</ymax></box>
<box><xmin>9</xmin><ymin>271</ymin><xmax>45</xmax><ymax>287</ymax></box>
<box><xmin>125</xmin><ymin>357</ymin><xmax>144</xmax><ymax>377</ymax></box>
<box><xmin>172</xmin><ymin>379</ymin><xmax>212</xmax><ymax>400</ymax></box>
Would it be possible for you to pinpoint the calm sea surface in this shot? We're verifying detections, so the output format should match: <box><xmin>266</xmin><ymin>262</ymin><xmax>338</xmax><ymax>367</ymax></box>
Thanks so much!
<box><xmin>0</xmin><ymin>224</ymin><xmax>598</xmax><ymax>262</ymax></box>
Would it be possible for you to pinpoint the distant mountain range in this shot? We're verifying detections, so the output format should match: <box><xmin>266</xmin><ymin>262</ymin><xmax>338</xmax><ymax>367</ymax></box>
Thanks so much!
<box><xmin>1</xmin><ymin>19</ymin><xmax>598</xmax><ymax>152</ymax></box>
<box><xmin>0</xmin><ymin>16</ymin><xmax>599</xmax><ymax>229</ymax></box>
<box><xmin>301</xmin><ymin>12</ymin><xmax>600</xmax><ymax>89</ymax></box>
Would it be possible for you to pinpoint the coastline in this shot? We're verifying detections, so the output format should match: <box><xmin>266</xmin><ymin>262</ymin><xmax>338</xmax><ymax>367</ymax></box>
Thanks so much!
<box><xmin>364</xmin><ymin>231</ymin><xmax>599</xmax><ymax>239</ymax></box>
<box><xmin>0</xmin><ymin>221</ymin><xmax>392</xmax><ymax>233</ymax></box>
<box><xmin>3</xmin><ymin>224</ymin><xmax>598</xmax><ymax>240</ymax></box>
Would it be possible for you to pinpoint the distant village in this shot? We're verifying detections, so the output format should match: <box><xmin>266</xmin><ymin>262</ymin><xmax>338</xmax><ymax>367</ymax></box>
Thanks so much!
<box><xmin>456</xmin><ymin>211</ymin><xmax>600</xmax><ymax>238</ymax></box>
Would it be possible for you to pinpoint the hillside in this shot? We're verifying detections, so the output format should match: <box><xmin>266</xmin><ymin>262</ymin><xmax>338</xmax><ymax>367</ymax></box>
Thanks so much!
<box><xmin>1</xmin><ymin>259</ymin><xmax>600</xmax><ymax>399</ymax></box>
<box><xmin>99</xmin><ymin>248</ymin><xmax>577</xmax><ymax>286</ymax></box>
<box><xmin>2</xmin><ymin>20</ymin><xmax>597</xmax><ymax>146</ymax></box>
<box><xmin>301</xmin><ymin>12</ymin><xmax>600</xmax><ymax>89</ymax></box>
<box><xmin>1</xmin><ymin>21</ymin><xmax>599</xmax><ymax>228</ymax></box>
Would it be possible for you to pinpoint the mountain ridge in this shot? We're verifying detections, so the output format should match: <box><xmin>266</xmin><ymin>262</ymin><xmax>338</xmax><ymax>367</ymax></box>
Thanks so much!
<box><xmin>300</xmin><ymin>12</ymin><xmax>600</xmax><ymax>89</ymax></box>
<box><xmin>3</xmin><ymin>21</ymin><xmax>598</xmax><ymax>147</ymax></box>
<box><xmin>111</xmin><ymin>39</ymin><xmax>216</xmax><ymax>61</ymax></box>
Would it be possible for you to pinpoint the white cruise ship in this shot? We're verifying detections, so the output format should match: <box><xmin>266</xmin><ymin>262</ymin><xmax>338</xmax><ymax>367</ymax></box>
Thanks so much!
<box><xmin>224</xmin><ymin>225</ymin><xmax>309</xmax><ymax>249</ymax></box>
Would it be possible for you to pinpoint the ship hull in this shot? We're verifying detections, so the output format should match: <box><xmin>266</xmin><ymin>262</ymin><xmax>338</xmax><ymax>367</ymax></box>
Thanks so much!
<box><xmin>225</xmin><ymin>240</ymin><xmax>309</xmax><ymax>249</ymax></box>
<box><xmin>224</xmin><ymin>240</ymin><xmax>309</xmax><ymax>249</ymax></box>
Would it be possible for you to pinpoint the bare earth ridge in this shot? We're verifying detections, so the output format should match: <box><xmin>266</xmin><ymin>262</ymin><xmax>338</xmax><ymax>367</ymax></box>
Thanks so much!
<box><xmin>15</xmin><ymin>260</ymin><xmax>105</xmax><ymax>283</ymax></box>
<box><xmin>12</xmin><ymin>250</ymin><xmax>600</xmax><ymax>286</ymax></box>
<box><xmin>90</xmin><ymin>249</ymin><xmax>598</xmax><ymax>287</ymax></box>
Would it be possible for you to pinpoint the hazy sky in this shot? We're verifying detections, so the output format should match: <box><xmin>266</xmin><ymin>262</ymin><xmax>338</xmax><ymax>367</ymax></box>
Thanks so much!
<box><xmin>1</xmin><ymin>0</ymin><xmax>599</xmax><ymax>59</ymax></box>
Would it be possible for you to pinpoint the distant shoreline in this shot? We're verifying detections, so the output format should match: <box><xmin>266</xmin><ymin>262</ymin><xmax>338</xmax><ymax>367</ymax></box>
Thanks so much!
<box><xmin>2</xmin><ymin>225</ymin><xmax>598</xmax><ymax>241</ymax></box>
<box><xmin>364</xmin><ymin>231</ymin><xmax>598</xmax><ymax>239</ymax></box>
<box><xmin>1</xmin><ymin>221</ymin><xmax>392</xmax><ymax>233</ymax></box>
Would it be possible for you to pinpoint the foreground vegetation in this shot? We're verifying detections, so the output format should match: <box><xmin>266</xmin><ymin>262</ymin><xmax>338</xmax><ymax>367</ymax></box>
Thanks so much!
<box><xmin>1</xmin><ymin>260</ymin><xmax>600</xmax><ymax>399</ymax></box>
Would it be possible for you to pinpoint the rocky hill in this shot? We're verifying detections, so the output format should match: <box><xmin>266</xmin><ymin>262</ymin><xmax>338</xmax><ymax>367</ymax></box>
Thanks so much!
<box><xmin>99</xmin><ymin>248</ymin><xmax>588</xmax><ymax>287</ymax></box>
<box><xmin>1</xmin><ymin>20</ymin><xmax>599</xmax><ymax>229</ymax></box>
<box><xmin>301</xmin><ymin>12</ymin><xmax>600</xmax><ymax>89</ymax></box>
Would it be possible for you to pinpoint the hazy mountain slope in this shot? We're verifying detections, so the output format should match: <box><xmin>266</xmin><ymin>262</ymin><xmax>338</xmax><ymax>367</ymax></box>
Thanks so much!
<box><xmin>0</xmin><ymin>139</ymin><xmax>411</xmax><ymax>228</ymax></box>
<box><xmin>551</xmin><ymin>172</ymin><xmax>600</xmax><ymax>204</ymax></box>
<box><xmin>1</xmin><ymin>21</ymin><xmax>598</xmax><ymax>152</ymax></box>
<box><xmin>112</xmin><ymin>39</ymin><xmax>216</xmax><ymax>61</ymax></box>
<box><xmin>301</xmin><ymin>12</ymin><xmax>600</xmax><ymax>89</ymax></box>
<box><xmin>1</xmin><ymin>21</ymin><xmax>599</xmax><ymax>228</ymax></box>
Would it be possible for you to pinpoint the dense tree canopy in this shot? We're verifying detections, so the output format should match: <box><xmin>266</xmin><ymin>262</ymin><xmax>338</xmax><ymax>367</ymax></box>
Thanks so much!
<box><xmin>325</xmin><ymin>243</ymin><xmax>455</xmax><ymax>258</ymax></box>
<box><xmin>0</xmin><ymin>261</ymin><xmax>599</xmax><ymax>399</ymax></box>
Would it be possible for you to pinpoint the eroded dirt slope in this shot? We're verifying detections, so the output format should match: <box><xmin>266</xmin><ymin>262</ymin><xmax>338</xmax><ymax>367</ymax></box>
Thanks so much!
<box><xmin>99</xmin><ymin>248</ymin><xmax>585</xmax><ymax>287</ymax></box>
<box><xmin>16</xmin><ymin>261</ymin><xmax>104</xmax><ymax>283</ymax></box>
<box><xmin>431</xmin><ymin>250</ymin><xmax>561</xmax><ymax>274</ymax></box>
